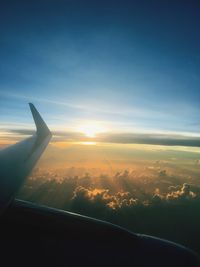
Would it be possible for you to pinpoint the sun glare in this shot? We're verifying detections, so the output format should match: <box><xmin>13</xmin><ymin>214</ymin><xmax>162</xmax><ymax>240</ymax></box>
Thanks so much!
<box><xmin>78</xmin><ymin>122</ymin><xmax>106</xmax><ymax>138</ymax></box>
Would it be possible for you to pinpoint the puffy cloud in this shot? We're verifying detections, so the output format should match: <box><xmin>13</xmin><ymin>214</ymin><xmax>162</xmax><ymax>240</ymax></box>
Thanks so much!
<box><xmin>72</xmin><ymin>186</ymin><xmax>109</xmax><ymax>202</ymax></box>
<box><xmin>72</xmin><ymin>186</ymin><xmax>139</xmax><ymax>210</ymax></box>
<box><xmin>98</xmin><ymin>183</ymin><xmax>196</xmax><ymax>209</ymax></box>
<box><xmin>166</xmin><ymin>183</ymin><xmax>197</xmax><ymax>201</ymax></box>
<box><xmin>151</xmin><ymin>184</ymin><xmax>199</xmax><ymax>204</ymax></box>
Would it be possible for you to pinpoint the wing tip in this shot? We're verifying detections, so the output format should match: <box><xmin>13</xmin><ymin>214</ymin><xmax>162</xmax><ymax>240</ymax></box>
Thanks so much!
<box><xmin>29</xmin><ymin>103</ymin><xmax>52</xmax><ymax>138</ymax></box>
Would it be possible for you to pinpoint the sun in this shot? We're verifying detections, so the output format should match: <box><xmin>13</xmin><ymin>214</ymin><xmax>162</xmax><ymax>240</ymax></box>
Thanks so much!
<box><xmin>78</xmin><ymin>122</ymin><xmax>106</xmax><ymax>138</ymax></box>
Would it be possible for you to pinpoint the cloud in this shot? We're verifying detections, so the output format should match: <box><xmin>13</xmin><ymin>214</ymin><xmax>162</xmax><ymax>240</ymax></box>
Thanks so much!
<box><xmin>5</xmin><ymin>129</ymin><xmax>86</xmax><ymax>142</ymax></box>
<box><xmin>17</xmin><ymin>168</ymin><xmax>200</xmax><ymax>254</ymax></box>
<box><xmin>98</xmin><ymin>133</ymin><xmax>200</xmax><ymax>147</ymax></box>
<box><xmin>166</xmin><ymin>183</ymin><xmax>197</xmax><ymax>201</ymax></box>
<box><xmin>3</xmin><ymin>129</ymin><xmax>200</xmax><ymax>147</ymax></box>
<box><xmin>71</xmin><ymin>182</ymin><xmax>200</xmax><ymax>217</ymax></box>
<box><xmin>151</xmin><ymin>183</ymin><xmax>199</xmax><ymax>204</ymax></box>
<box><xmin>71</xmin><ymin>186</ymin><xmax>139</xmax><ymax>210</ymax></box>
<box><xmin>8</xmin><ymin>129</ymin><xmax>35</xmax><ymax>135</ymax></box>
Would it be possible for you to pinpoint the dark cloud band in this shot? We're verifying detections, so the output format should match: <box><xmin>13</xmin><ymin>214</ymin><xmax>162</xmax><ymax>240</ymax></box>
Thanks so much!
<box><xmin>5</xmin><ymin>129</ymin><xmax>200</xmax><ymax>147</ymax></box>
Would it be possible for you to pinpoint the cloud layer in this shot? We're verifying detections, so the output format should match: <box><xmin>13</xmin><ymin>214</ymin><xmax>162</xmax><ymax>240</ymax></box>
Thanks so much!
<box><xmin>2</xmin><ymin>129</ymin><xmax>200</xmax><ymax>147</ymax></box>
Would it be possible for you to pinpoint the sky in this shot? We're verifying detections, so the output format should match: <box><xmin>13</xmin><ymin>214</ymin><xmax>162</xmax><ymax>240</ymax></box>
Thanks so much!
<box><xmin>0</xmin><ymin>0</ymin><xmax>200</xmax><ymax>146</ymax></box>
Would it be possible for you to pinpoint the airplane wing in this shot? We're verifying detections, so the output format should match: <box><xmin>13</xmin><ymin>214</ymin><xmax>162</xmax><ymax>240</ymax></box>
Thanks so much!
<box><xmin>0</xmin><ymin>103</ymin><xmax>52</xmax><ymax>212</ymax></box>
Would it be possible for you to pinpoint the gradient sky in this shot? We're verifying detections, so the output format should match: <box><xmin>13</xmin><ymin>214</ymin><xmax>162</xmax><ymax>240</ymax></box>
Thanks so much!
<box><xmin>0</xmin><ymin>0</ymin><xmax>200</xmax><ymax>140</ymax></box>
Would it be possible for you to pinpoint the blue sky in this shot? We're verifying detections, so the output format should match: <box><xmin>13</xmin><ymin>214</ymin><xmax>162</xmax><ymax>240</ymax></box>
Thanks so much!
<box><xmin>0</xmin><ymin>0</ymin><xmax>200</xmax><ymax>138</ymax></box>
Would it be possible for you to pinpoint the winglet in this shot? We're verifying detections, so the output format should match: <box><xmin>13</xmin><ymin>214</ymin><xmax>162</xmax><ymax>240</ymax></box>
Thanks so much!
<box><xmin>0</xmin><ymin>104</ymin><xmax>52</xmax><ymax>212</ymax></box>
<box><xmin>29</xmin><ymin>103</ymin><xmax>51</xmax><ymax>138</ymax></box>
